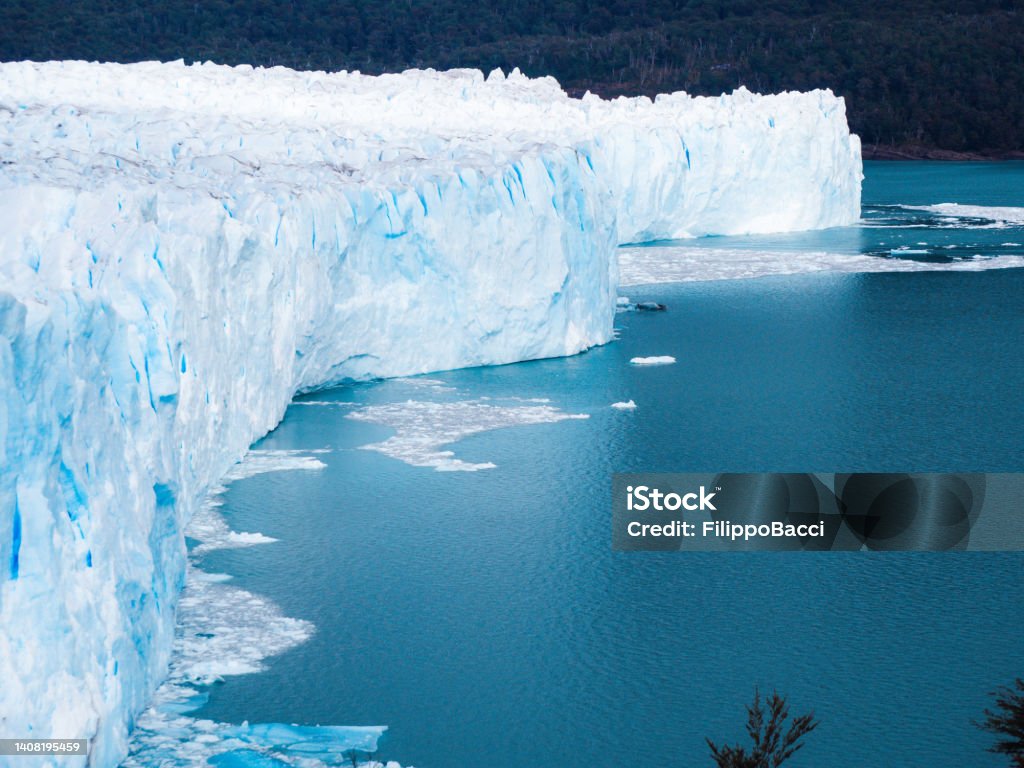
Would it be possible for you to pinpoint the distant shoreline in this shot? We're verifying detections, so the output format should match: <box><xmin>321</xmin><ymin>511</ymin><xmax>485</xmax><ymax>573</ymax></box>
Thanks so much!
<box><xmin>863</xmin><ymin>145</ymin><xmax>1024</xmax><ymax>161</ymax></box>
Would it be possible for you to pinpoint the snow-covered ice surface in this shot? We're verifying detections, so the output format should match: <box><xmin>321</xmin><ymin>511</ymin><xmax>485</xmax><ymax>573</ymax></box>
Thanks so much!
<box><xmin>122</xmin><ymin>453</ymin><xmax>394</xmax><ymax>768</ymax></box>
<box><xmin>0</xmin><ymin>59</ymin><xmax>860</xmax><ymax>765</ymax></box>
<box><xmin>618</xmin><ymin>245</ymin><xmax>1024</xmax><ymax>286</ymax></box>
<box><xmin>348</xmin><ymin>400</ymin><xmax>589</xmax><ymax>471</ymax></box>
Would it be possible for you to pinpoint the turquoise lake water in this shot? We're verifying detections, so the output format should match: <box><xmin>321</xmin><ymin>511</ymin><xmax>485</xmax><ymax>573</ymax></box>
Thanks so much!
<box><xmin>191</xmin><ymin>162</ymin><xmax>1024</xmax><ymax>768</ymax></box>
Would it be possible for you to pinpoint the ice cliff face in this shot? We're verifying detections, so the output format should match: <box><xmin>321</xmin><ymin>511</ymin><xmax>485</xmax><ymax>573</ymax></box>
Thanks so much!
<box><xmin>0</xmin><ymin>61</ymin><xmax>861</xmax><ymax>766</ymax></box>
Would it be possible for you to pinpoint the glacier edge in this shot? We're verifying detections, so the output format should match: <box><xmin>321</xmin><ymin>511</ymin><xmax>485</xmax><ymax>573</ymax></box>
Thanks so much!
<box><xmin>0</xmin><ymin>60</ymin><xmax>861</xmax><ymax>767</ymax></box>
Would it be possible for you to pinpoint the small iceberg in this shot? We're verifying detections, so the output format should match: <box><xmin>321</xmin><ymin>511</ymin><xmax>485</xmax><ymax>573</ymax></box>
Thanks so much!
<box><xmin>226</xmin><ymin>531</ymin><xmax>278</xmax><ymax>546</ymax></box>
<box><xmin>611</xmin><ymin>400</ymin><xmax>637</xmax><ymax>410</ymax></box>
<box><xmin>630</xmin><ymin>356</ymin><xmax>676</xmax><ymax>366</ymax></box>
<box><xmin>220</xmin><ymin>723</ymin><xmax>387</xmax><ymax>760</ymax></box>
<box><xmin>616</xmin><ymin>297</ymin><xmax>667</xmax><ymax>312</ymax></box>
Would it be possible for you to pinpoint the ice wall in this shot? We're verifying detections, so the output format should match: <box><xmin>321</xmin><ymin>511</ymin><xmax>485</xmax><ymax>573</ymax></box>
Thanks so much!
<box><xmin>0</xmin><ymin>61</ymin><xmax>861</xmax><ymax>766</ymax></box>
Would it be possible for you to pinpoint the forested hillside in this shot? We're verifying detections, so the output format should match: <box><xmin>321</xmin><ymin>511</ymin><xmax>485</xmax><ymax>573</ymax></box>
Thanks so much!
<box><xmin>1</xmin><ymin>0</ymin><xmax>1021</xmax><ymax>155</ymax></box>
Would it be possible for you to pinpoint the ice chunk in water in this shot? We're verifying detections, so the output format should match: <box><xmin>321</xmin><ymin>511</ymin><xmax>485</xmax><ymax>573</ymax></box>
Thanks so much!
<box><xmin>630</xmin><ymin>356</ymin><xmax>676</xmax><ymax>366</ymax></box>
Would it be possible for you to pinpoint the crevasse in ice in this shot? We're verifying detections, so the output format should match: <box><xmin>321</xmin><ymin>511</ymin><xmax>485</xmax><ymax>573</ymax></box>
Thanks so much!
<box><xmin>0</xmin><ymin>60</ymin><xmax>861</xmax><ymax>766</ymax></box>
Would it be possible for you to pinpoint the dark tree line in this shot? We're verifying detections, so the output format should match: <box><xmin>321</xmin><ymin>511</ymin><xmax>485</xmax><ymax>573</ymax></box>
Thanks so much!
<box><xmin>707</xmin><ymin>689</ymin><xmax>818</xmax><ymax>768</ymax></box>
<box><xmin>1</xmin><ymin>0</ymin><xmax>1021</xmax><ymax>154</ymax></box>
<box><xmin>979</xmin><ymin>678</ymin><xmax>1024</xmax><ymax>767</ymax></box>
<box><xmin>709</xmin><ymin>680</ymin><xmax>1024</xmax><ymax>767</ymax></box>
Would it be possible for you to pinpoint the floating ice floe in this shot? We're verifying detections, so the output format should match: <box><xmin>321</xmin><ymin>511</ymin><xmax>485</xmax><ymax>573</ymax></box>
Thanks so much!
<box><xmin>187</xmin><ymin>500</ymin><xmax>280</xmax><ymax>555</ymax></box>
<box><xmin>186</xmin><ymin>449</ymin><xmax>327</xmax><ymax>553</ymax></box>
<box><xmin>348</xmin><ymin>399</ymin><xmax>589</xmax><ymax>471</ymax></box>
<box><xmin>630</xmin><ymin>356</ymin><xmax>677</xmax><ymax>365</ymax></box>
<box><xmin>618</xmin><ymin>245</ymin><xmax>1024</xmax><ymax>286</ymax></box>
<box><xmin>902</xmin><ymin>203</ymin><xmax>1024</xmax><ymax>227</ymax></box>
<box><xmin>291</xmin><ymin>400</ymin><xmax>360</xmax><ymax>408</ymax></box>
<box><xmin>390</xmin><ymin>377</ymin><xmax>457</xmax><ymax>392</ymax></box>
<box><xmin>222</xmin><ymin>449</ymin><xmax>329</xmax><ymax>483</ymax></box>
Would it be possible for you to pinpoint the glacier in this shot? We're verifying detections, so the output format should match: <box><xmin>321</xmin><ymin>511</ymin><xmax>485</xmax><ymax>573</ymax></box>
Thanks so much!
<box><xmin>0</xmin><ymin>60</ymin><xmax>861</xmax><ymax>766</ymax></box>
